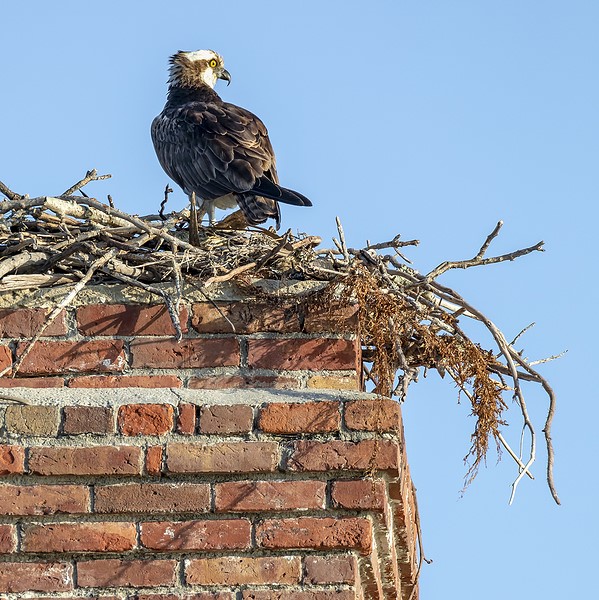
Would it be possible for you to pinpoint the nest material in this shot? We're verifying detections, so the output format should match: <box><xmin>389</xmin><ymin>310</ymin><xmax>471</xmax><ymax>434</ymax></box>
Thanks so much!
<box><xmin>0</xmin><ymin>171</ymin><xmax>559</xmax><ymax>506</ymax></box>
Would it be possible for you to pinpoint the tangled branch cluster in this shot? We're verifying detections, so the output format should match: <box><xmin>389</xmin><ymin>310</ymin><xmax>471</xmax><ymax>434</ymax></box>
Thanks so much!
<box><xmin>0</xmin><ymin>171</ymin><xmax>559</xmax><ymax>506</ymax></box>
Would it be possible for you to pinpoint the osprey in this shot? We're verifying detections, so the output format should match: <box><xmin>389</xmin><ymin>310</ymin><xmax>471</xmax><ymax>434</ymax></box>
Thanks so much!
<box><xmin>151</xmin><ymin>49</ymin><xmax>312</xmax><ymax>228</ymax></box>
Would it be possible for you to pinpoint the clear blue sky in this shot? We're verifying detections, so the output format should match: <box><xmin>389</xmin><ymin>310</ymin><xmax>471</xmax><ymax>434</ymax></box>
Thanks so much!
<box><xmin>1</xmin><ymin>1</ymin><xmax>597</xmax><ymax>597</ymax></box>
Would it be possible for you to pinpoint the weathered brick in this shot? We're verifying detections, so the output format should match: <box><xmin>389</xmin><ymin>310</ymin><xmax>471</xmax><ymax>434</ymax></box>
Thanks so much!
<box><xmin>146</xmin><ymin>445</ymin><xmax>163</xmax><ymax>475</ymax></box>
<box><xmin>189</xmin><ymin>374</ymin><xmax>299</xmax><ymax>390</ymax></box>
<box><xmin>77</xmin><ymin>558</ymin><xmax>177</xmax><ymax>588</ymax></box>
<box><xmin>215</xmin><ymin>480</ymin><xmax>326</xmax><ymax>512</ymax></box>
<box><xmin>118</xmin><ymin>403</ymin><xmax>175</xmax><ymax>436</ymax></box>
<box><xmin>29</xmin><ymin>446</ymin><xmax>143</xmax><ymax>476</ymax></box>
<box><xmin>0</xmin><ymin>308</ymin><xmax>67</xmax><ymax>337</ymax></box>
<box><xmin>344</xmin><ymin>398</ymin><xmax>401</xmax><ymax>431</ymax></box>
<box><xmin>191</xmin><ymin>301</ymin><xmax>301</xmax><ymax>334</ymax></box>
<box><xmin>0</xmin><ymin>484</ymin><xmax>89</xmax><ymax>515</ymax></box>
<box><xmin>16</xmin><ymin>340</ymin><xmax>126</xmax><ymax>375</ymax></box>
<box><xmin>167</xmin><ymin>442</ymin><xmax>278</xmax><ymax>474</ymax></box>
<box><xmin>303</xmin><ymin>303</ymin><xmax>359</xmax><ymax>333</ymax></box>
<box><xmin>0</xmin><ymin>445</ymin><xmax>25</xmax><ymax>475</ymax></box>
<box><xmin>242</xmin><ymin>592</ymin><xmax>355</xmax><ymax>600</ymax></box>
<box><xmin>137</xmin><ymin>594</ymin><xmax>234</xmax><ymax>600</ymax></box>
<box><xmin>0</xmin><ymin>562</ymin><xmax>73</xmax><ymax>592</ymax></box>
<box><xmin>307</xmin><ymin>374</ymin><xmax>360</xmax><ymax>391</ymax></box>
<box><xmin>77</xmin><ymin>303</ymin><xmax>189</xmax><ymax>336</ymax></box>
<box><xmin>199</xmin><ymin>404</ymin><xmax>253</xmax><ymax>435</ymax></box>
<box><xmin>130</xmin><ymin>338</ymin><xmax>239</xmax><ymax>369</ymax></box>
<box><xmin>185</xmin><ymin>556</ymin><xmax>301</xmax><ymax>586</ymax></box>
<box><xmin>256</xmin><ymin>517</ymin><xmax>371</xmax><ymax>554</ymax></box>
<box><xmin>94</xmin><ymin>483</ymin><xmax>210</xmax><ymax>514</ymax></box>
<box><xmin>258</xmin><ymin>401</ymin><xmax>340</xmax><ymax>434</ymax></box>
<box><xmin>68</xmin><ymin>374</ymin><xmax>182</xmax><ymax>388</ymax></box>
<box><xmin>304</xmin><ymin>555</ymin><xmax>357</xmax><ymax>584</ymax></box>
<box><xmin>22</xmin><ymin>522</ymin><xmax>136</xmax><ymax>552</ymax></box>
<box><xmin>0</xmin><ymin>524</ymin><xmax>16</xmax><ymax>553</ymax></box>
<box><xmin>0</xmin><ymin>376</ymin><xmax>64</xmax><ymax>388</ymax></box>
<box><xmin>62</xmin><ymin>406</ymin><xmax>114</xmax><ymax>434</ymax></box>
<box><xmin>287</xmin><ymin>440</ymin><xmax>398</xmax><ymax>472</ymax></box>
<box><xmin>0</xmin><ymin>345</ymin><xmax>10</xmax><ymax>373</ymax></box>
<box><xmin>247</xmin><ymin>338</ymin><xmax>359</xmax><ymax>371</ymax></box>
<box><xmin>141</xmin><ymin>519</ymin><xmax>251</xmax><ymax>551</ymax></box>
<box><xmin>4</xmin><ymin>405</ymin><xmax>60</xmax><ymax>436</ymax></box>
<box><xmin>177</xmin><ymin>402</ymin><xmax>197</xmax><ymax>434</ymax></box>
<box><xmin>331</xmin><ymin>479</ymin><xmax>386</xmax><ymax>511</ymax></box>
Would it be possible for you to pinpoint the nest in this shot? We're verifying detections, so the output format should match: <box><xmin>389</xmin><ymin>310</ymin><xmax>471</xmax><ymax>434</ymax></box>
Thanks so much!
<box><xmin>0</xmin><ymin>171</ymin><xmax>559</xmax><ymax>507</ymax></box>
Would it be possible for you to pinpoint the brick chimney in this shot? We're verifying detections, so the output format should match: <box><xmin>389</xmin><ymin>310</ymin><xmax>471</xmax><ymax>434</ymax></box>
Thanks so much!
<box><xmin>0</xmin><ymin>283</ymin><xmax>418</xmax><ymax>599</ymax></box>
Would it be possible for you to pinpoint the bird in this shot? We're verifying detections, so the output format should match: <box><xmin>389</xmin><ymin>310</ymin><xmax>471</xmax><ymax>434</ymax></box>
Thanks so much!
<box><xmin>151</xmin><ymin>49</ymin><xmax>312</xmax><ymax>230</ymax></box>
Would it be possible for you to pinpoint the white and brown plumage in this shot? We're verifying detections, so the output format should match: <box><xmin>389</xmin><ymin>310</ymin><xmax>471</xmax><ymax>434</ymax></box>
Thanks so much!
<box><xmin>151</xmin><ymin>49</ymin><xmax>312</xmax><ymax>228</ymax></box>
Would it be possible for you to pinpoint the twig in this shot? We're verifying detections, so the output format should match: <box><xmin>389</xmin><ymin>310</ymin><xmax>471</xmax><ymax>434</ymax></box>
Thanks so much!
<box><xmin>62</xmin><ymin>169</ymin><xmax>112</xmax><ymax>196</ymax></box>
<box><xmin>0</xmin><ymin>179</ymin><xmax>21</xmax><ymax>201</ymax></box>
<box><xmin>160</xmin><ymin>185</ymin><xmax>173</xmax><ymax>220</ymax></box>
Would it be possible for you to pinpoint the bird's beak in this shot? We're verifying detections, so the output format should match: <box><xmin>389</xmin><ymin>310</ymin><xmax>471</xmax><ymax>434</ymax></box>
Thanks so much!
<box><xmin>219</xmin><ymin>68</ymin><xmax>231</xmax><ymax>86</ymax></box>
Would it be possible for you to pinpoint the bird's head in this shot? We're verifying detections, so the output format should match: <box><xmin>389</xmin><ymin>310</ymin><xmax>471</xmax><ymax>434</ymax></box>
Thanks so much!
<box><xmin>168</xmin><ymin>49</ymin><xmax>231</xmax><ymax>89</ymax></box>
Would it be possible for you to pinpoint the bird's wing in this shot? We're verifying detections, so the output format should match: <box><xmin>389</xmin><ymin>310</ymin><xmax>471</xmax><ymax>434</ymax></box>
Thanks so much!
<box><xmin>151</xmin><ymin>100</ymin><xmax>280</xmax><ymax>200</ymax></box>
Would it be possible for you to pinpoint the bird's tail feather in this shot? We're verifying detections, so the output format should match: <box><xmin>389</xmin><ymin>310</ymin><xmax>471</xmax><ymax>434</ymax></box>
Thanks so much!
<box><xmin>237</xmin><ymin>194</ymin><xmax>281</xmax><ymax>229</ymax></box>
<box><xmin>254</xmin><ymin>177</ymin><xmax>312</xmax><ymax>207</ymax></box>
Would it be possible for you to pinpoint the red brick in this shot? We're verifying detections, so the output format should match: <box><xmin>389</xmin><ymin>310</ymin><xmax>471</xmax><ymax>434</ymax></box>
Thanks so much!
<box><xmin>185</xmin><ymin>556</ymin><xmax>301</xmax><ymax>585</ymax></box>
<box><xmin>141</xmin><ymin>519</ymin><xmax>251</xmax><ymax>551</ymax></box>
<box><xmin>137</xmin><ymin>594</ymin><xmax>234</xmax><ymax>600</ymax></box>
<box><xmin>189</xmin><ymin>374</ymin><xmax>299</xmax><ymax>390</ymax></box>
<box><xmin>0</xmin><ymin>345</ymin><xmax>11</xmax><ymax>373</ymax></box>
<box><xmin>68</xmin><ymin>374</ymin><xmax>182</xmax><ymax>388</ymax></box>
<box><xmin>28</xmin><ymin>445</ymin><xmax>142</xmax><ymax>476</ymax></box>
<box><xmin>177</xmin><ymin>402</ymin><xmax>197</xmax><ymax>434</ymax></box>
<box><xmin>247</xmin><ymin>338</ymin><xmax>359</xmax><ymax>371</ymax></box>
<box><xmin>258</xmin><ymin>401</ymin><xmax>340</xmax><ymax>434</ymax></box>
<box><xmin>0</xmin><ymin>377</ymin><xmax>64</xmax><ymax>388</ymax></box>
<box><xmin>130</xmin><ymin>338</ymin><xmax>239</xmax><ymax>369</ymax></box>
<box><xmin>94</xmin><ymin>483</ymin><xmax>210</xmax><ymax>514</ymax></box>
<box><xmin>16</xmin><ymin>340</ymin><xmax>126</xmax><ymax>375</ymax></box>
<box><xmin>63</xmin><ymin>406</ymin><xmax>114</xmax><ymax>434</ymax></box>
<box><xmin>167</xmin><ymin>442</ymin><xmax>278</xmax><ymax>474</ymax></box>
<box><xmin>0</xmin><ymin>445</ymin><xmax>24</xmax><ymax>475</ymax></box>
<box><xmin>345</xmin><ymin>398</ymin><xmax>401</xmax><ymax>431</ymax></box>
<box><xmin>331</xmin><ymin>479</ymin><xmax>386</xmax><ymax>511</ymax></box>
<box><xmin>0</xmin><ymin>308</ymin><xmax>67</xmax><ymax>337</ymax></box>
<box><xmin>77</xmin><ymin>558</ymin><xmax>177</xmax><ymax>588</ymax></box>
<box><xmin>0</xmin><ymin>562</ymin><xmax>73</xmax><ymax>592</ymax></box>
<box><xmin>303</xmin><ymin>303</ymin><xmax>359</xmax><ymax>333</ymax></box>
<box><xmin>287</xmin><ymin>440</ymin><xmax>398</xmax><ymax>472</ymax></box>
<box><xmin>0</xmin><ymin>484</ymin><xmax>89</xmax><ymax>515</ymax></box>
<box><xmin>304</xmin><ymin>555</ymin><xmax>357</xmax><ymax>584</ymax></box>
<box><xmin>198</xmin><ymin>404</ymin><xmax>253</xmax><ymax>435</ymax></box>
<box><xmin>146</xmin><ymin>445</ymin><xmax>163</xmax><ymax>475</ymax></box>
<box><xmin>215</xmin><ymin>480</ymin><xmax>326</xmax><ymax>512</ymax></box>
<box><xmin>191</xmin><ymin>302</ymin><xmax>301</xmax><ymax>334</ymax></box>
<box><xmin>242</xmin><ymin>592</ymin><xmax>355</xmax><ymax>600</ymax></box>
<box><xmin>77</xmin><ymin>303</ymin><xmax>188</xmax><ymax>336</ymax></box>
<box><xmin>256</xmin><ymin>517</ymin><xmax>371</xmax><ymax>554</ymax></box>
<box><xmin>0</xmin><ymin>524</ymin><xmax>16</xmax><ymax>553</ymax></box>
<box><xmin>118</xmin><ymin>403</ymin><xmax>175</xmax><ymax>435</ymax></box>
<box><xmin>22</xmin><ymin>522</ymin><xmax>136</xmax><ymax>552</ymax></box>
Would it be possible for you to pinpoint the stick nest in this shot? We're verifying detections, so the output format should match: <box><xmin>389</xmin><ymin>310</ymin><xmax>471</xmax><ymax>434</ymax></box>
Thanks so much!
<box><xmin>0</xmin><ymin>171</ymin><xmax>559</xmax><ymax>505</ymax></box>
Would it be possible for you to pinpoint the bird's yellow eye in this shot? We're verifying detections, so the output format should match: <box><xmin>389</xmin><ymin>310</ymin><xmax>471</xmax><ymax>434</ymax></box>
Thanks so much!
<box><xmin>209</xmin><ymin>59</ymin><xmax>217</xmax><ymax>68</ymax></box>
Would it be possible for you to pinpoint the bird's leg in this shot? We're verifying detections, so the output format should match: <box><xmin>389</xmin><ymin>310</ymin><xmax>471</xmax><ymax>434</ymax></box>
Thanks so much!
<box><xmin>207</xmin><ymin>202</ymin><xmax>216</xmax><ymax>226</ymax></box>
<box><xmin>189</xmin><ymin>191</ymin><xmax>201</xmax><ymax>246</ymax></box>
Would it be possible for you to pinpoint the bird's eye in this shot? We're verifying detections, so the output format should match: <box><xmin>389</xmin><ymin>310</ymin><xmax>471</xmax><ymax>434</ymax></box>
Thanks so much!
<box><xmin>209</xmin><ymin>59</ymin><xmax>218</xmax><ymax>68</ymax></box>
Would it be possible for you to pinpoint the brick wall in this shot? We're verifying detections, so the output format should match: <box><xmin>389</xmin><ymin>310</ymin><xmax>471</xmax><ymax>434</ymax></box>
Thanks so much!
<box><xmin>0</xmin><ymin>288</ymin><xmax>418</xmax><ymax>599</ymax></box>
